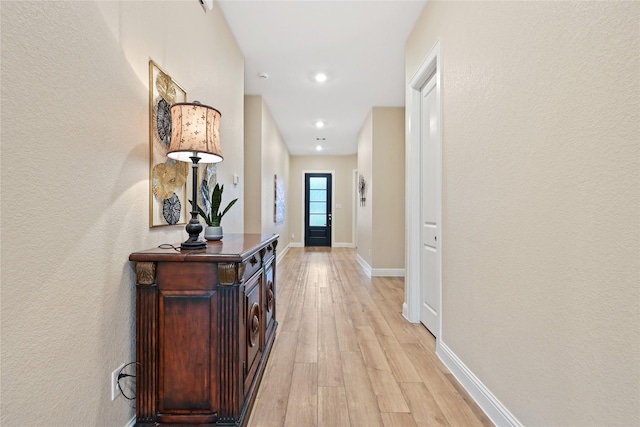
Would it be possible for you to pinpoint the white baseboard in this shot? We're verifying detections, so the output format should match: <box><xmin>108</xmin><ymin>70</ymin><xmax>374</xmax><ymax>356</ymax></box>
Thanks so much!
<box><xmin>276</xmin><ymin>244</ymin><xmax>290</xmax><ymax>265</ymax></box>
<box><xmin>437</xmin><ymin>342</ymin><xmax>522</xmax><ymax>427</ymax></box>
<box><xmin>287</xmin><ymin>242</ymin><xmax>355</xmax><ymax>248</ymax></box>
<box><xmin>402</xmin><ymin>302</ymin><xmax>412</xmax><ymax>322</ymax></box>
<box><xmin>355</xmin><ymin>254</ymin><xmax>371</xmax><ymax>277</ymax></box>
<box><xmin>124</xmin><ymin>415</ymin><xmax>135</xmax><ymax>427</ymax></box>
<box><xmin>371</xmin><ymin>268</ymin><xmax>405</xmax><ymax>277</ymax></box>
<box><xmin>333</xmin><ymin>242</ymin><xmax>355</xmax><ymax>248</ymax></box>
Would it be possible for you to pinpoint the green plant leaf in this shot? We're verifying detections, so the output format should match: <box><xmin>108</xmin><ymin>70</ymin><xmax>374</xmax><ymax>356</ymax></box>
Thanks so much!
<box><xmin>204</xmin><ymin>182</ymin><xmax>236</xmax><ymax>226</ymax></box>
<box><xmin>198</xmin><ymin>206</ymin><xmax>212</xmax><ymax>226</ymax></box>
<box><xmin>211</xmin><ymin>183</ymin><xmax>223</xmax><ymax>216</ymax></box>
<box><xmin>221</xmin><ymin>198</ymin><xmax>238</xmax><ymax>218</ymax></box>
<box><xmin>190</xmin><ymin>199</ymin><xmax>213</xmax><ymax>226</ymax></box>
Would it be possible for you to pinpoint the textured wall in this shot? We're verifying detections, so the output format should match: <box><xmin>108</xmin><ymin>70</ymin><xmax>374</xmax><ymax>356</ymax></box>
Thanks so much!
<box><xmin>357</xmin><ymin>112</ymin><xmax>374</xmax><ymax>263</ymax></box>
<box><xmin>372</xmin><ymin>107</ymin><xmax>405</xmax><ymax>270</ymax></box>
<box><xmin>260</xmin><ymin>99</ymin><xmax>290</xmax><ymax>246</ymax></box>
<box><xmin>244</xmin><ymin>95</ymin><xmax>263</xmax><ymax>233</ymax></box>
<box><xmin>243</xmin><ymin>95</ymin><xmax>290</xmax><ymax>246</ymax></box>
<box><xmin>1</xmin><ymin>1</ymin><xmax>243</xmax><ymax>425</ymax></box>
<box><xmin>356</xmin><ymin>108</ymin><xmax>406</xmax><ymax>271</ymax></box>
<box><xmin>289</xmin><ymin>155</ymin><xmax>357</xmax><ymax>246</ymax></box>
<box><xmin>406</xmin><ymin>1</ymin><xmax>639</xmax><ymax>425</ymax></box>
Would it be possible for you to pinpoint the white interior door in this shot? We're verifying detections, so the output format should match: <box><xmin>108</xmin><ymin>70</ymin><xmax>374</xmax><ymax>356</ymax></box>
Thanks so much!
<box><xmin>420</xmin><ymin>74</ymin><xmax>440</xmax><ymax>336</ymax></box>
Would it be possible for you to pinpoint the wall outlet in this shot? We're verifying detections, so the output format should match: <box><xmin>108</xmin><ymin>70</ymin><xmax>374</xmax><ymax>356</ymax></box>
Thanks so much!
<box><xmin>111</xmin><ymin>363</ymin><xmax>125</xmax><ymax>401</ymax></box>
<box><xmin>291</xmin><ymin>233</ymin><xmax>295</xmax><ymax>239</ymax></box>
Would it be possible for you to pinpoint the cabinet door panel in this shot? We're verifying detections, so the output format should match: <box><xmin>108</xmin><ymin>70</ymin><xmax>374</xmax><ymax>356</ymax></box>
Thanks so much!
<box><xmin>264</xmin><ymin>261</ymin><xmax>275</xmax><ymax>336</ymax></box>
<box><xmin>244</xmin><ymin>275</ymin><xmax>262</xmax><ymax>392</ymax></box>
<box><xmin>159</xmin><ymin>290</ymin><xmax>218</xmax><ymax>413</ymax></box>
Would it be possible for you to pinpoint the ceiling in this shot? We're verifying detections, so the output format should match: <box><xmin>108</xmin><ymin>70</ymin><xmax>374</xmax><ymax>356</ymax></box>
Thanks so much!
<box><xmin>217</xmin><ymin>1</ymin><xmax>426</xmax><ymax>156</ymax></box>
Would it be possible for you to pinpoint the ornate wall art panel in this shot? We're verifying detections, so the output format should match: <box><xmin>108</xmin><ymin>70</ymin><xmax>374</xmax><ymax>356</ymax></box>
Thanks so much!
<box><xmin>274</xmin><ymin>174</ymin><xmax>285</xmax><ymax>223</ymax></box>
<box><xmin>198</xmin><ymin>163</ymin><xmax>218</xmax><ymax>215</ymax></box>
<box><xmin>359</xmin><ymin>174</ymin><xmax>366</xmax><ymax>206</ymax></box>
<box><xmin>149</xmin><ymin>59</ymin><xmax>188</xmax><ymax>227</ymax></box>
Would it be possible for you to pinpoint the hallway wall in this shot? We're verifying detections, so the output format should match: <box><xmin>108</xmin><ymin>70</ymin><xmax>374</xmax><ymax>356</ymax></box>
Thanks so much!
<box><xmin>357</xmin><ymin>108</ymin><xmax>405</xmax><ymax>274</ymax></box>
<box><xmin>244</xmin><ymin>95</ymin><xmax>291</xmax><ymax>247</ymax></box>
<box><xmin>1</xmin><ymin>1</ymin><xmax>244</xmax><ymax>425</ymax></box>
<box><xmin>406</xmin><ymin>2</ymin><xmax>639</xmax><ymax>425</ymax></box>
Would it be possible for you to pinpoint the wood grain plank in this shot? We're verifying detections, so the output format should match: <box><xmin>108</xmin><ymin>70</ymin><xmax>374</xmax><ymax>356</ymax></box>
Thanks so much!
<box><xmin>377</xmin><ymin>334</ymin><xmax>422</xmax><ymax>383</ymax></box>
<box><xmin>400</xmin><ymin>382</ymin><xmax>449</xmax><ymax>427</ymax></box>
<box><xmin>281</xmin><ymin>258</ymin><xmax>308</xmax><ymax>333</ymax></box>
<box><xmin>402</xmin><ymin>343</ymin><xmax>483</xmax><ymax>427</ymax></box>
<box><xmin>381</xmin><ymin>412</ymin><xmax>419</xmax><ymax>427</ymax></box>
<box><xmin>341</xmin><ymin>351</ymin><xmax>384</xmax><ymax>427</ymax></box>
<box><xmin>295</xmin><ymin>264</ymin><xmax>318</xmax><ymax>363</ymax></box>
<box><xmin>318</xmin><ymin>314</ymin><xmax>343</xmax><ymax>387</ymax></box>
<box><xmin>319</xmin><ymin>286</ymin><xmax>334</xmax><ymax>317</ymax></box>
<box><xmin>356</xmin><ymin>326</ymin><xmax>392</xmax><ymax>372</ymax></box>
<box><xmin>372</xmin><ymin>292</ymin><xmax>419</xmax><ymax>344</ymax></box>
<box><xmin>367</xmin><ymin>368</ymin><xmax>410</xmax><ymax>413</ymax></box>
<box><xmin>248</xmin><ymin>331</ymin><xmax>298</xmax><ymax>427</ymax></box>
<box><xmin>284</xmin><ymin>363</ymin><xmax>318</xmax><ymax>427</ymax></box>
<box><xmin>333</xmin><ymin>302</ymin><xmax>360</xmax><ymax>352</ymax></box>
<box><xmin>445</xmin><ymin>373</ymin><xmax>494</xmax><ymax>427</ymax></box>
<box><xmin>318</xmin><ymin>386</ymin><xmax>351</xmax><ymax>427</ymax></box>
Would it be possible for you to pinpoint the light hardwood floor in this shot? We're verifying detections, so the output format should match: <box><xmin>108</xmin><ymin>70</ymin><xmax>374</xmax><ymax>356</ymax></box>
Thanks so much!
<box><xmin>248</xmin><ymin>247</ymin><xmax>492</xmax><ymax>427</ymax></box>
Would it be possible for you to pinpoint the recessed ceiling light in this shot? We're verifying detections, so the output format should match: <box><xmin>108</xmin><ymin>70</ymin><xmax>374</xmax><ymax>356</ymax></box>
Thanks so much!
<box><xmin>314</xmin><ymin>73</ymin><xmax>328</xmax><ymax>83</ymax></box>
<box><xmin>315</xmin><ymin>121</ymin><xmax>325</xmax><ymax>128</ymax></box>
<box><xmin>316</xmin><ymin>145</ymin><xmax>322</xmax><ymax>151</ymax></box>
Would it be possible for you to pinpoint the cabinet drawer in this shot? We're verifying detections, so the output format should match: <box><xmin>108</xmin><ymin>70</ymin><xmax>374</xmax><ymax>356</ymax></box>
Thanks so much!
<box><xmin>157</xmin><ymin>262</ymin><xmax>217</xmax><ymax>290</ymax></box>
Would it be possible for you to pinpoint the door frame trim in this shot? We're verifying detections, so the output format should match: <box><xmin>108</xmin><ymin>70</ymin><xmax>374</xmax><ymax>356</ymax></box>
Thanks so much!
<box><xmin>404</xmin><ymin>39</ymin><xmax>442</xmax><ymax>342</ymax></box>
<box><xmin>301</xmin><ymin>170</ymin><xmax>335</xmax><ymax>247</ymax></box>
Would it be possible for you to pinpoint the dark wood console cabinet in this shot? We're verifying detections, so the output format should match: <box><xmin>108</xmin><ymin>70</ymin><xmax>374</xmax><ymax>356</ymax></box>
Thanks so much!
<box><xmin>129</xmin><ymin>234</ymin><xmax>278</xmax><ymax>426</ymax></box>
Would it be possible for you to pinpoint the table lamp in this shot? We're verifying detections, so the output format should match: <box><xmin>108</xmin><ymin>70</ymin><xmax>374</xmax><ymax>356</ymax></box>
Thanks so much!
<box><xmin>167</xmin><ymin>101</ymin><xmax>223</xmax><ymax>250</ymax></box>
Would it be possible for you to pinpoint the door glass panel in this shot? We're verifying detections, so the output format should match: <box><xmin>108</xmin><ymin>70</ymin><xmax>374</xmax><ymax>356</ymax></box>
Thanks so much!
<box><xmin>309</xmin><ymin>201</ymin><xmax>326</xmax><ymax>214</ymax></box>
<box><xmin>308</xmin><ymin>176</ymin><xmax>327</xmax><ymax>226</ymax></box>
<box><xmin>310</xmin><ymin>189</ymin><xmax>326</xmax><ymax>201</ymax></box>
<box><xmin>309</xmin><ymin>177</ymin><xmax>326</xmax><ymax>190</ymax></box>
<box><xmin>309</xmin><ymin>214</ymin><xmax>326</xmax><ymax>226</ymax></box>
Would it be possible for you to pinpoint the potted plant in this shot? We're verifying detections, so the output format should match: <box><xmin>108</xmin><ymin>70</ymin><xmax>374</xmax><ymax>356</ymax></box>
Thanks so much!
<box><xmin>195</xmin><ymin>182</ymin><xmax>238</xmax><ymax>241</ymax></box>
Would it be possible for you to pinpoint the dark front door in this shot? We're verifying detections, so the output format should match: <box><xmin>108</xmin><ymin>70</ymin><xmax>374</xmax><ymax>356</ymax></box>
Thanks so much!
<box><xmin>304</xmin><ymin>173</ymin><xmax>332</xmax><ymax>247</ymax></box>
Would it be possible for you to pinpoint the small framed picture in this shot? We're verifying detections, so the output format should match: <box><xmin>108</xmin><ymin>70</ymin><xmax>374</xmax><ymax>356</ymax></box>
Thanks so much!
<box><xmin>274</xmin><ymin>174</ymin><xmax>285</xmax><ymax>223</ymax></box>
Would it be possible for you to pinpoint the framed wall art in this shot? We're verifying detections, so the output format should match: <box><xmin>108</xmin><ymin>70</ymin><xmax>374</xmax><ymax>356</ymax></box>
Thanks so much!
<box><xmin>149</xmin><ymin>59</ymin><xmax>188</xmax><ymax>227</ymax></box>
<box><xmin>274</xmin><ymin>174</ymin><xmax>285</xmax><ymax>223</ymax></box>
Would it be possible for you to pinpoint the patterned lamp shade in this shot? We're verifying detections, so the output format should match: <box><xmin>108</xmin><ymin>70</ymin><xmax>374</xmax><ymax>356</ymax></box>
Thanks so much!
<box><xmin>167</xmin><ymin>102</ymin><xmax>223</xmax><ymax>163</ymax></box>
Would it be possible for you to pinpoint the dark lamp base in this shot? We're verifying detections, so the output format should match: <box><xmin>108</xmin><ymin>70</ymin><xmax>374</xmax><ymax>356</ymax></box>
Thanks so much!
<box><xmin>180</xmin><ymin>155</ymin><xmax>207</xmax><ymax>251</ymax></box>
<box><xmin>180</xmin><ymin>238</ymin><xmax>207</xmax><ymax>250</ymax></box>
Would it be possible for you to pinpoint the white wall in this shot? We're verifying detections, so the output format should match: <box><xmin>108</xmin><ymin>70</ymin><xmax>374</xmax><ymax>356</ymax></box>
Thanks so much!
<box><xmin>1</xmin><ymin>1</ymin><xmax>243</xmax><ymax>425</ymax></box>
<box><xmin>406</xmin><ymin>2</ymin><xmax>639</xmax><ymax>425</ymax></box>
